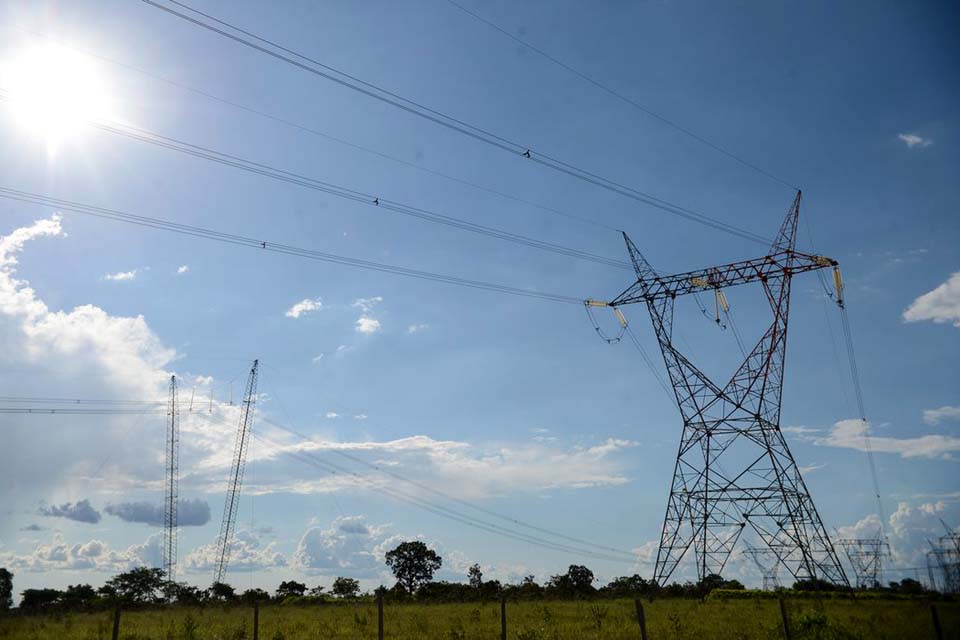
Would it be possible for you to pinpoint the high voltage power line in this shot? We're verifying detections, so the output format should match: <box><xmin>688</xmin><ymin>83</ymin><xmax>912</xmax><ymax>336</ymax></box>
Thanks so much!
<box><xmin>1</xmin><ymin>23</ymin><xmax>620</xmax><ymax>236</ymax></box>
<box><xmin>441</xmin><ymin>0</ymin><xmax>798</xmax><ymax>191</ymax></box>
<box><xmin>0</xmin><ymin>186</ymin><xmax>583</xmax><ymax>305</ymax></box>
<box><xmin>3</xmin><ymin>90</ymin><xmax>630</xmax><ymax>272</ymax></box>
<box><xmin>139</xmin><ymin>0</ymin><xmax>775</xmax><ymax>246</ymax></box>
<box><xmin>2</xmin><ymin>394</ymin><xmax>642</xmax><ymax>565</ymax></box>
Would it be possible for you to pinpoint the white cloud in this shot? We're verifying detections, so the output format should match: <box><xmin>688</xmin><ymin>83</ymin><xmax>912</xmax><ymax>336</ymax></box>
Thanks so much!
<box><xmin>103</xmin><ymin>269</ymin><xmax>137</xmax><ymax>281</ymax></box>
<box><xmin>353</xmin><ymin>414</ymin><xmax>368</xmax><ymax>420</ymax></box>
<box><xmin>407</xmin><ymin>323</ymin><xmax>429</xmax><ymax>334</ymax></box>
<box><xmin>312</xmin><ymin>353</ymin><xmax>325</xmax><ymax>364</ymax></box>
<box><xmin>324</xmin><ymin>412</ymin><xmax>339</xmax><ymax>419</ymax></box>
<box><xmin>0</xmin><ymin>216</ymin><xmax>248</xmax><ymax>503</ymax></box>
<box><xmin>176</xmin><ymin>265</ymin><xmax>189</xmax><ymax>274</ymax></box>
<box><xmin>181</xmin><ymin>529</ymin><xmax>286</xmax><ymax>573</ymax></box>
<box><xmin>924</xmin><ymin>406</ymin><xmax>960</xmax><ymax>425</ymax></box>
<box><xmin>813</xmin><ymin>418</ymin><xmax>960</xmax><ymax>459</ymax></box>
<box><xmin>277</xmin><ymin>435</ymin><xmax>638</xmax><ymax>499</ymax></box>
<box><xmin>838</xmin><ymin>500</ymin><xmax>958</xmax><ymax>568</ymax></box>
<box><xmin>294</xmin><ymin>515</ymin><xmax>396</xmax><ymax>578</ymax></box>
<box><xmin>355</xmin><ymin>315</ymin><xmax>381</xmax><ymax>334</ymax></box>
<box><xmin>798</xmin><ymin>462</ymin><xmax>827</xmax><ymax>475</ymax></box>
<box><xmin>903</xmin><ymin>272</ymin><xmax>960</xmax><ymax>328</ymax></box>
<box><xmin>351</xmin><ymin>296</ymin><xmax>383</xmax><ymax>313</ymax></box>
<box><xmin>285</xmin><ymin>297</ymin><xmax>323</xmax><ymax>319</ymax></box>
<box><xmin>897</xmin><ymin>133</ymin><xmax>932</xmax><ymax>149</ymax></box>
<box><xmin>0</xmin><ymin>532</ymin><xmax>162</xmax><ymax>573</ymax></box>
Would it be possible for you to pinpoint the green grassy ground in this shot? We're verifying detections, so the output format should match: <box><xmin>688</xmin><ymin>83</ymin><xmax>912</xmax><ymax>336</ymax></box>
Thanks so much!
<box><xmin>1</xmin><ymin>597</ymin><xmax>957</xmax><ymax>640</ymax></box>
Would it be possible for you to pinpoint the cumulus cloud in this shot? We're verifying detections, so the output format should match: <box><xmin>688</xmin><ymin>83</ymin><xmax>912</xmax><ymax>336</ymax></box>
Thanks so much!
<box><xmin>285</xmin><ymin>297</ymin><xmax>323</xmax><ymax>318</ymax></box>
<box><xmin>181</xmin><ymin>529</ymin><xmax>286</xmax><ymax>573</ymax></box>
<box><xmin>838</xmin><ymin>500</ymin><xmax>957</xmax><ymax>568</ymax></box>
<box><xmin>813</xmin><ymin>418</ymin><xmax>960</xmax><ymax>459</ymax></box>
<box><xmin>355</xmin><ymin>316</ymin><xmax>381</xmax><ymax>334</ymax></box>
<box><xmin>104</xmin><ymin>498</ymin><xmax>211</xmax><ymax>527</ymax></box>
<box><xmin>176</xmin><ymin>265</ymin><xmax>189</xmax><ymax>274</ymax></box>
<box><xmin>294</xmin><ymin>515</ymin><xmax>397</xmax><ymax>577</ymax></box>
<box><xmin>38</xmin><ymin>499</ymin><xmax>101</xmax><ymax>524</ymax></box>
<box><xmin>0</xmin><ymin>532</ymin><xmax>162</xmax><ymax>573</ymax></box>
<box><xmin>352</xmin><ymin>297</ymin><xmax>383</xmax><ymax>334</ymax></box>
<box><xmin>0</xmin><ymin>216</ymin><xmax>249</xmax><ymax>506</ymax></box>
<box><xmin>103</xmin><ymin>269</ymin><xmax>137</xmax><ymax>281</ymax></box>
<box><xmin>897</xmin><ymin>133</ymin><xmax>932</xmax><ymax>149</ymax></box>
<box><xmin>903</xmin><ymin>272</ymin><xmax>960</xmax><ymax>328</ymax></box>
<box><xmin>924</xmin><ymin>406</ymin><xmax>960</xmax><ymax>425</ymax></box>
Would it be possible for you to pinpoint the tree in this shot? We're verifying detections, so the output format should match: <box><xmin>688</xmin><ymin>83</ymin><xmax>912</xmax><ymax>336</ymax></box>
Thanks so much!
<box><xmin>19</xmin><ymin>588</ymin><xmax>61</xmax><ymax>611</ymax></box>
<box><xmin>468</xmin><ymin>564</ymin><xmax>483</xmax><ymax>589</ymax></box>
<box><xmin>240</xmin><ymin>588</ymin><xmax>270</xmax><ymax>604</ymax></box>
<box><xmin>546</xmin><ymin>565</ymin><xmax>595</xmax><ymax>598</ymax></box>
<box><xmin>603</xmin><ymin>574</ymin><xmax>653</xmax><ymax>597</ymax></box>
<box><xmin>165</xmin><ymin>582</ymin><xmax>204</xmax><ymax>605</ymax></box>
<box><xmin>308</xmin><ymin>585</ymin><xmax>326</xmax><ymax>598</ymax></box>
<box><xmin>889</xmin><ymin>578</ymin><xmax>925</xmax><ymax>595</ymax></box>
<box><xmin>103</xmin><ymin>567</ymin><xmax>166</xmax><ymax>604</ymax></box>
<box><xmin>208</xmin><ymin>581</ymin><xmax>236</xmax><ymax>601</ymax></box>
<box><xmin>331</xmin><ymin>577</ymin><xmax>360</xmax><ymax>598</ymax></box>
<box><xmin>0</xmin><ymin>568</ymin><xmax>12</xmax><ymax>611</ymax></box>
<box><xmin>60</xmin><ymin>584</ymin><xmax>97</xmax><ymax>609</ymax></box>
<box><xmin>275</xmin><ymin>580</ymin><xmax>307</xmax><ymax>599</ymax></box>
<box><xmin>384</xmin><ymin>541</ymin><xmax>442</xmax><ymax>594</ymax></box>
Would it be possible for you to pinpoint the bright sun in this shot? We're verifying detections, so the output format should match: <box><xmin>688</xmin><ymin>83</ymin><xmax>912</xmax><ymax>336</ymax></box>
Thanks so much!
<box><xmin>0</xmin><ymin>43</ymin><xmax>115</xmax><ymax>143</ymax></box>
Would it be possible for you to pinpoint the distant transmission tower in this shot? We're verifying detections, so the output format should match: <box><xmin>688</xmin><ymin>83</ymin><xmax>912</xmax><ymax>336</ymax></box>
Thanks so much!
<box><xmin>214</xmin><ymin>359</ymin><xmax>259</xmax><ymax>585</ymax></box>
<box><xmin>838</xmin><ymin>536</ymin><xmax>889</xmax><ymax>588</ymax></box>
<box><xmin>927</xmin><ymin>529</ymin><xmax>960</xmax><ymax>593</ymax></box>
<box><xmin>744</xmin><ymin>545</ymin><xmax>782</xmax><ymax>590</ymax></box>
<box><xmin>163</xmin><ymin>375</ymin><xmax>179</xmax><ymax>584</ymax></box>
<box><xmin>594</xmin><ymin>192</ymin><xmax>848</xmax><ymax>586</ymax></box>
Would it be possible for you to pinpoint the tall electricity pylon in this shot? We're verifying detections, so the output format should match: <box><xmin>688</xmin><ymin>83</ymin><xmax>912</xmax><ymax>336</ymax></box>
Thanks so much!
<box><xmin>163</xmin><ymin>375</ymin><xmax>179</xmax><ymax>584</ymax></box>
<box><xmin>838</xmin><ymin>536</ymin><xmax>889</xmax><ymax>588</ymax></box>
<box><xmin>744</xmin><ymin>545</ymin><xmax>782</xmax><ymax>591</ymax></box>
<box><xmin>214</xmin><ymin>359</ymin><xmax>259</xmax><ymax>585</ymax></box>
<box><xmin>597</xmin><ymin>192</ymin><xmax>848</xmax><ymax>586</ymax></box>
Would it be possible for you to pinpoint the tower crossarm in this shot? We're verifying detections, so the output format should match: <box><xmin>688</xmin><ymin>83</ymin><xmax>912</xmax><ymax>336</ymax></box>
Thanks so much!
<box><xmin>609</xmin><ymin>250</ymin><xmax>837</xmax><ymax>306</ymax></box>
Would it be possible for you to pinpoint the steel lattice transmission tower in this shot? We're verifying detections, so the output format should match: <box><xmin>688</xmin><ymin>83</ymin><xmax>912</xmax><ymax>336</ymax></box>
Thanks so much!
<box><xmin>214</xmin><ymin>359</ymin><xmax>259</xmax><ymax>585</ymax></box>
<box><xmin>600</xmin><ymin>192</ymin><xmax>848</xmax><ymax>586</ymax></box>
<box><xmin>163</xmin><ymin>375</ymin><xmax>179</xmax><ymax>584</ymax></box>
<box><xmin>744</xmin><ymin>546</ymin><xmax>782</xmax><ymax>591</ymax></box>
<box><xmin>837</xmin><ymin>537</ymin><xmax>889</xmax><ymax>588</ymax></box>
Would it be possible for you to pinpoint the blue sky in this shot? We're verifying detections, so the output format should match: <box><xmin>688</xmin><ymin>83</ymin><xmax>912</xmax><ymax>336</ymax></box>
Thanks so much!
<box><xmin>0</xmin><ymin>0</ymin><xmax>958</xmax><ymax>596</ymax></box>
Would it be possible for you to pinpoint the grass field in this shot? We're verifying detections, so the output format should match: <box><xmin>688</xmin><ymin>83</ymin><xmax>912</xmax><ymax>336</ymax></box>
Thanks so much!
<box><xmin>1</xmin><ymin>597</ymin><xmax>958</xmax><ymax>640</ymax></box>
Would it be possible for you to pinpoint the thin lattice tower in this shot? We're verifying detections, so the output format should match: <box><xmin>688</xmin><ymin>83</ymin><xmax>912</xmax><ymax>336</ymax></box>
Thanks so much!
<box><xmin>163</xmin><ymin>374</ymin><xmax>179</xmax><ymax>583</ymax></box>
<box><xmin>214</xmin><ymin>360</ymin><xmax>259</xmax><ymax>585</ymax></box>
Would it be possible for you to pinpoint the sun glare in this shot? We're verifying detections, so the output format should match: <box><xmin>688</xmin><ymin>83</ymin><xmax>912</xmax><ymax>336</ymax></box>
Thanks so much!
<box><xmin>0</xmin><ymin>43</ymin><xmax>115</xmax><ymax>144</ymax></box>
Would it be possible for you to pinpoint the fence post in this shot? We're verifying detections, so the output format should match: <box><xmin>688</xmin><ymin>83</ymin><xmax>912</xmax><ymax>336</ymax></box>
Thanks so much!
<box><xmin>778</xmin><ymin>597</ymin><xmax>792</xmax><ymax>640</ymax></box>
<box><xmin>377</xmin><ymin>592</ymin><xmax>384</xmax><ymax>640</ymax></box>
<box><xmin>253</xmin><ymin>601</ymin><xmax>260</xmax><ymax>640</ymax></box>
<box><xmin>111</xmin><ymin>605</ymin><xmax>121</xmax><ymax>640</ymax></box>
<box><xmin>930</xmin><ymin>604</ymin><xmax>943</xmax><ymax>640</ymax></box>
<box><xmin>500</xmin><ymin>595</ymin><xmax>507</xmax><ymax>640</ymax></box>
<box><xmin>634</xmin><ymin>599</ymin><xmax>649</xmax><ymax>640</ymax></box>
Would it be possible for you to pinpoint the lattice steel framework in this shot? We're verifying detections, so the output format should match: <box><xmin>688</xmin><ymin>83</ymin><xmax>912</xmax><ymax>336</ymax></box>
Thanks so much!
<box><xmin>838</xmin><ymin>537</ymin><xmax>889</xmax><ymax>588</ymax></box>
<box><xmin>214</xmin><ymin>359</ymin><xmax>259</xmax><ymax>584</ymax></box>
<box><xmin>605</xmin><ymin>192</ymin><xmax>848</xmax><ymax>586</ymax></box>
<box><xmin>927</xmin><ymin>533</ymin><xmax>960</xmax><ymax>593</ymax></box>
<box><xmin>744</xmin><ymin>545</ymin><xmax>782</xmax><ymax>591</ymax></box>
<box><xmin>163</xmin><ymin>375</ymin><xmax>179</xmax><ymax>583</ymax></box>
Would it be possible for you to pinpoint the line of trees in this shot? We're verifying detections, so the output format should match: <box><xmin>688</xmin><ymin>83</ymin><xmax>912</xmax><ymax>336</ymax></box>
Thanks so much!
<box><xmin>0</xmin><ymin>539</ymin><xmax>933</xmax><ymax>613</ymax></box>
